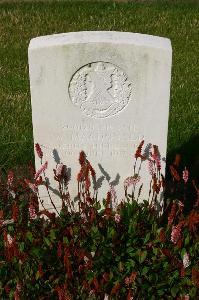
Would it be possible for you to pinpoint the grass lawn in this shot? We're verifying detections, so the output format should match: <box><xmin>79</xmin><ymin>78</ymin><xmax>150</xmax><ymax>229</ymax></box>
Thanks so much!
<box><xmin>0</xmin><ymin>0</ymin><xmax>198</xmax><ymax>173</ymax></box>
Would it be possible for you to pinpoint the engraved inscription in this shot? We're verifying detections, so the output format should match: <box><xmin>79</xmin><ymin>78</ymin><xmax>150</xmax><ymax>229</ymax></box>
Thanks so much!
<box><xmin>59</xmin><ymin>123</ymin><xmax>144</xmax><ymax>157</ymax></box>
<box><xmin>68</xmin><ymin>62</ymin><xmax>132</xmax><ymax>118</ymax></box>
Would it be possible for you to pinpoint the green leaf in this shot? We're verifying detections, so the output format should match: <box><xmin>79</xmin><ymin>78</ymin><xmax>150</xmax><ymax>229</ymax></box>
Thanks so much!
<box><xmin>125</xmin><ymin>259</ymin><xmax>136</xmax><ymax>272</ymax></box>
<box><xmin>50</xmin><ymin>229</ymin><xmax>56</xmax><ymax>241</ymax></box>
<box><xmin>185</xmin><ymin>234</ymin><xmax>190</xmax><ymax>246</ymax></box>
<box><xmin>171</xmin><ymin>286</ymin><xmax>179</xmax><ymax>297</ymax></box>
<box><xmin>26</xmin><ymin>231</ymin><xmax>33</xmax><ymax>242</ymax></box>
<box><xmin>153</xmin><ymin>248</ymin><xmax>158</xmax><ymax>256</ymax></box>
<box><xmin>157</xmin><ymin>289</ymin><xmax>165</xmax><ymax>296</ymax></box>
<box><xmin>181</xmin><ymin>248</ymin><xmax>187</xmax><ymax>258</ymax></box>
<box><xmin>86</xmin><ymin>271</ymin><xmax>94</xmax><ymax>282</ymax></box>
<box><xmin>190</xmin><ymin>287</ymin><xmax>197</xmax><ymax>297</ymax></box>
<box><xmin>9</xmin><ymin>290</ymin><xmax>14</xmax><ymax>299</ymax></box>
<box><xmin>35</xmin><ymin>270</ymin><xmax>40</xmax><ymax>280</ymax></box>
<box><xmin>19</xmin><ymin>242</ymin><xmax>25</xmax><ymax>252</ymax></box>
<box><xmin>31</xmin><ymin>247</ymin><xmax>42</xmax><ymax>259</ymax></box>
<box><xmin>141</xmin><ymin>266</ymin><xmax>149</xmax><ymax>275</ymax></box>
<box><xmin>107</xmin><ymin>227</ymin><xmax>115</xmax><ymax>239</ymax></box>
<box><xmin>109</xmin><ymin>271</ymin><xmax>114</xmax><ymax>280</ymax></box>
<box><xmin>139</xmin><ymin>251</ymin><xmax>147</xmax><ymax>263</ymax></box>
<box><xmin>144</xmin><ymin>233</ymin><xmax>150</xmax><ymax>244</ymax></box>
<box><xmin>63</xmin><ymin>236</ymin><xmax>69</xmax><ymax>245</ymax></box>
<box><xmin>163</xmin><ymin>262</ymin><xmax>169</xmax><ymax>269</ymax></box>
<box><xmin>44</xmin><ymin>237</ymin><xmax>51</xmax><ymax>246</ymax></box>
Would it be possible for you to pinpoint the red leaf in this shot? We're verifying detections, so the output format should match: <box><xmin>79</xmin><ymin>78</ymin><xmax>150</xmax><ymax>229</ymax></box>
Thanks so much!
<box><xmin>111</xmin><ymin>282</ymin><xmax>120</xmax><ymax>295</ymax></box>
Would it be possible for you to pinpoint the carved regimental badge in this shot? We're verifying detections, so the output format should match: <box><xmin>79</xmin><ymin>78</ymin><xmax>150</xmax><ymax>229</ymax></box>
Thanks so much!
<box><xmin>69</xmin><ymin>61</ymin><xmax>132</xmax><ymax>119</ymax></box>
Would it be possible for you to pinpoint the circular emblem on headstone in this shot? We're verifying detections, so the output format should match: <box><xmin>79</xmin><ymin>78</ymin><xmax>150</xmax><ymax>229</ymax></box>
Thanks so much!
<box><xmin>68</xmin><ymin>61</ymin><xmax>132</xmax><ymax>119</ymax></box>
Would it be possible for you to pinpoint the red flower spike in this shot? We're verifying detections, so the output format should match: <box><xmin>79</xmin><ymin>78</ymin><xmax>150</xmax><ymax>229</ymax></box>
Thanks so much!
<box><xmin>79</xmin><ymin>151</ymin><xmax>86</xmax><ymax>166</ymax></box>
<box><xmin>12</xmin><ymin>202</ymin><xmax>19</xmax><ymax>222</ymax></box>
<box><xmin>103</xmin><ymin>272</ymin><xmax>110</xmax><ymax>282</ymax></box>
<box><xmin>93</xmin><ymin>277</ymin><xmax>99</xmax><ymax>292</ymax></box>
<box><xmin>187</xmin><ymin>211</ymin><xmax>199</xmax><ymax>233</ymax></box>
<box><xmin>180</xmin><ymin>266</ymin><xmax>185</xmax><ymax>278</ymax></box>
<box><xmin>38</xmin><ymin>263</ymin><xmax>43</xmax><ymax>277</ymax></box>
<box><xmin>77</xmin><ymin>170</ymin><xmax>83</xmax><ymax>182</ymax></box>
<box><xmin>161</xmin><ymin>174</ymin><xmax>166</xmax><ymax>188</ymax></box>
<box><xmin>177</xmin><ymin>238</ymin><xmax>183</xmax><ymax>249</ymax></box>
<box><xmin>127</xmin><ymin>290</ymin><xmax>133</xmax><ymax>300</ymax></box>
<box><xmin>35</xmin><ymin>143</ymin><xmax>43</xmax><ymax>159</ymax></box>
<box><xmin>63</xmin><ymin>250</ymin><xmax>72</xmax><ymax>279</ymax></box>
<box><xmin>192</xmin><ymin>268</ymin><xmax>199</xmax><ymax>287</ymax></box>
<box><xmin>90</xmin><ymin>208</ymin><xmax>95</xmax><ymax>223</ymax></box>
<box><xmin>4</xmin><ymin>285</ymin><xmax>11</xmax><ymax>294</ymax></box>
<box><xmin>82</xmin><ymin>280</ymin><xmax>89</xmax><ymax>290</ymax></box>
<box><xmin>14</xmin><ymin>289</ymin><xmax>20</xmax><ymax>300</ymax></box>
<box><xmin>170</xmin><ymin>165</ymin><xmax>181</xmax><ymax>182</ymax></box>
<box><xmin>161</xmin><ymin>248</ymin><xmax>171</xmax><ymax>257</ymax></box>
<box><xmin>57</xmin><ymin>241</ymin><xmax>62</xmax><ymax>258</ymax></box>
<box><xmin>159</xmin><ymin>228</ymin><xmax>166</xmax><ymax>243</ymax></box>
<box><xmin>135</xmin><ymin>140</ymin><xmax>144</xmax><ymax>159</ymax></box>
<box><xmin>168</xmin><ymin>202</ymin><xmax>177</xmax><ymax>225</ymax></box>
<box><xmin>85</xmin><ymin>177</ymin><xmax>91</xmax><ymax>191</ymax></box>
<box><xmin>129</xmin><ymin>271</ymin><xmax>137</xmax><ymax>283</ymax></box>
<box><xmin>152</xmin><ymin>145</ymin><xmax>161</xmax><ymax>170</ymax></box>
<box><xmin>88</xmin><ymin>163</ymin><xmax>96</xmax><ymax>179</ymax></box>
<box><xmin>111</xmin><ymin>282</ymin><xmax>120</xmax><ymax>295</ymax></box>
<box><xmin>55</xmin><ymin>284</ymin><xmax>71</xmax><ymax>300</ymax></box>
<box><xmin>106</xmin><ymin>191</ymin><xmax>111</xmax><ymax>208</ymax></box>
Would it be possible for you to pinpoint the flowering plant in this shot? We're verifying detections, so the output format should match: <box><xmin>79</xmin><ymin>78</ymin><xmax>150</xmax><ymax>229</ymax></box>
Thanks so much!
<box><xmin>0</xmin><ymin>142</ymin><xmax>198</xmax><ymax>299</ymax></box>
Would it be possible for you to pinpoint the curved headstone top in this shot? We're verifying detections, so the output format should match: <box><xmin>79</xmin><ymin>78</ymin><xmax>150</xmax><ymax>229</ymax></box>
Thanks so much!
<box><xmin>28</xmin><ymin>31</ymin><xmax>172</xmax><ymax>212</ymax></box>
<box><xmin>29</xmin><ymin>31</ymin><xmax>171</xmax><ymax>51</ymax></box>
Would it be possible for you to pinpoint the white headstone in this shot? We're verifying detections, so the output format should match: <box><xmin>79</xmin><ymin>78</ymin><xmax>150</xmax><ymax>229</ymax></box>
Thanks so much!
<box><xmin>28</xmin><ymin>31</ymin><xmax>172</xmax><ymax>210</ymax></box>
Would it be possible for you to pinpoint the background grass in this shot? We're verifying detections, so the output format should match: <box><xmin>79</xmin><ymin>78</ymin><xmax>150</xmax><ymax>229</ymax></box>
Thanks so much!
<box><xmin>0</xmin><ymin>0</ymin><xmax>198</xmax><ymax>174</ymax></box>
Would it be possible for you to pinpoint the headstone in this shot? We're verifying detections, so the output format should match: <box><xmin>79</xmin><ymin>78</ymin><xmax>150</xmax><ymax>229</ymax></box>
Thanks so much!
<box><xmin>28</xmin><ymin>31</ymin><xmax>172</xmax><ymax>210</ymax></box>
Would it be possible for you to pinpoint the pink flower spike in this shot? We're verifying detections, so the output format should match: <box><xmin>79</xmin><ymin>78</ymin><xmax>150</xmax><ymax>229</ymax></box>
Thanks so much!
<box><xmin>56</xmin><ymin>163</ymin><xmax>64</xmax><ymax>177</ymax></box>
<box><xmin>183</xmin><ymin>167</ymin><xmax>189</xmax><ymax>184</ymax></box>
<box><xmin>16</xmin><ymin>283</ymin><xmax>22</xmax><ymax>292</ymax></box>
<box><xmin>125</xmin><ymin>277</ymin><xmax>130</xmax><ymax>286</ymax></box>
<box><xmin>35</xmin><ymin>143</ymin><xmax>43</xmax><ymax>159</ymax></box>
<box><xmin>114</xmin><ymin>213</ymin><xmax>121</xmax><ymax>223</ymax></box>
<box><xmin>109</xmin><ymin>185</ymin><xmax>118</xmax><ymax>210</ymax></box>
<box><xmin>24</xmin><ymin>179</ymin><xmax>38</xmax><ymax>194</ymax></box>
<box><xmin>183</xmin><ymin>252</ymin><xmax>190</xmax><ymax>268</ymax></box>
<box><xmin>124</xmin><ymin>175</ymin><xmax>140</xmax><ymax>189</ymax></box>
<box><xmin>171</xmin><ymin>224</ymin><xmax>182</xmax><ymax>244</ymax></box>
<box><xmin>29</xmin><ymin>204</ymin><xmax>37</xmax><ymax>219</ymax></box>
<box><xmin>2</xmin><ymin>219</ymin><xmax>14</xmax><ymax>226</ymax></box>
<box><xmin>178</xmin><ymin>200</ymin><xmax>184</xmax><ymax>212</ymax></box>
<box><xmin>148</xmin><ymin>160</ymin><xmax>155</xmax><ymax>176</ymax></box>
<box><xmin>6</xmin><ymin>234</ymin><xmax>13</xmax><ymax>247</ymax></box>
<box><xmin>34</xmin><ymin>161</ymin><xmax>48</xmax><ymax>180</ymax></box>
<box><xmin>7</xmin><ymin>171</ymin><xmax>14</xmax><ymax>186</ymax></box>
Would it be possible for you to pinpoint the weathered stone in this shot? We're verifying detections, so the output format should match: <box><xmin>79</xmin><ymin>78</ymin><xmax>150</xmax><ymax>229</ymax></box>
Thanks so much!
<box><xmin>28</xmin><ymin>31</ymin><xmax>172</xmax><ymax>210</ymax></box>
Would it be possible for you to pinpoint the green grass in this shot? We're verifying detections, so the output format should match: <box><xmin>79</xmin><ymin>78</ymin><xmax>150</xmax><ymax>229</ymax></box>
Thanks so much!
<box><xmin>0</xmin><ymin>0</ymin><xmax>198</xmax><ymax>172</ymax></box>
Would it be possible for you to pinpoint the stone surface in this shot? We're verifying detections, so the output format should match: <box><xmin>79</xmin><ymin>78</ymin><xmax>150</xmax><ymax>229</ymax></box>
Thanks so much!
<box><xmin>28</xmin><ymin>31</ymin><xmax>172</xmax><ymax>210</ymax></box>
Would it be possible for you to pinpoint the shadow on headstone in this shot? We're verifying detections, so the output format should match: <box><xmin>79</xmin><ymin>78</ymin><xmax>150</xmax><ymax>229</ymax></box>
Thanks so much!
<box><xmin>93</xmin><ymin>175</ymin><xmax>105</xmax><ymax>191</ymax></box>
<box><xmin>98</xmin><ymin>163</ymin><xmax>120</xmax><ymax>187</ymax></box>
<box><xmin>52</xmin><ymin>149</ymin><xmax>61</xmax><ymax>164</ymax></box>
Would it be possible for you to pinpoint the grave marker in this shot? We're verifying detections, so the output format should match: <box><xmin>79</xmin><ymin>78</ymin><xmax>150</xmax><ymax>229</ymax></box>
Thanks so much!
<box><xmin>28</xmin><ymin>31</ymin><xmax>172</xmax><ymax>210</ymax></box>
